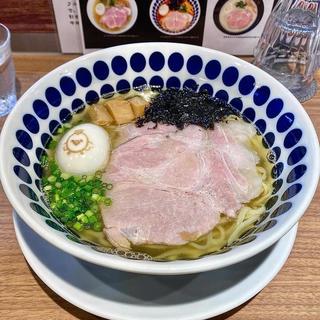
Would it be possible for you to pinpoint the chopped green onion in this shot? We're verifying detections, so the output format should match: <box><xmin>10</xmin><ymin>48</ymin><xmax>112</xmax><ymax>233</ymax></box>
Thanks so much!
<box><xmin>88</xmin><ymin>215</ymin><xmax>98</xmax><ymax>224</ymax></box>
<box><xmin>48</xmin><ymin>175</ymin><xmax>57</xmax><ymax>183</ymax></box>
<box><xmin>61</xmin><ymin>172</ymin><xmax>71</xmax><ymax>180</ymax></box>
<box><xmin>85</xmin><ymin>210</ymin><xmax>94</xmax><ymax>217</ymax></box>
<box><xmin>73</xmin><ymin>221</ymin><xmax>84</xmax><ymax>232</ymax></box>
<box><xmin>41</xmin><ymin>157</ymin><xmax>112</xmax><ymax>233</ymax></box>
<box><xmin>91</xmin><ymin>193</ymin><xmax>100</xmax><ymax>201</ymax></box>
<box><xmin>93</xmin><ymin>222</ymin><xmax>103</xmax><ymax>232</ymax></box>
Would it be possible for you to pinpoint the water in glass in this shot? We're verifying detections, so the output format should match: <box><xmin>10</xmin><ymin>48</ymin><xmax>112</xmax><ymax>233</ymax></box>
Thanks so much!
<box><xmin>253</xmin><ymin>0</ymin><xmax>320</xmax><ymax>102</ymax></box>
<box><xmin>0</xmin><ymin>24</ymin><xmax>16</xmax><ymax>117</ymax></box>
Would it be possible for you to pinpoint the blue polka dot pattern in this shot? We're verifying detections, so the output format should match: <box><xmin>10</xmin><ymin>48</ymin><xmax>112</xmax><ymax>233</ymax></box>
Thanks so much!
<box><xmin>116</xmin><ymin>79</ymin><xmax>130</xmax><ymax>92</ymax></box>
<box><xmin>277</xmin><ymin>113</ymin><xmax>294</xmax><ymax>133</ymax></box>
<box><xmin>30</xmin><ymin>202</ymin><xmax>50</xmax><ymax>218</ymax></box>
<box><xmin>284</xmin><ymin>129</ymin><xmax>302</xmax><ymax>149</ymax></box>
<box><xmin>23</xmin><ymin>114</ymin><xmax>40</xmax><ymax>134</ymax></box>
<box><xmin>133</xmin><ymin>77</ymin><xmax>147</xmax><ymax>88</ymax></box>
<box><xmin>100</xmin><ymin>84</ymin><xmax>114</xmax><ymax>97</ymax></box>
<box><xmin>14</xmin><ymin>165</ymin><xmax>32</xmax><ymax>184</ymax></box>
<box><xmin>253</xmin><ymin>86</ymin><xmax>270</xmax><ymax>106</ymax></box>
<box><xmin>272</xmin><ymin>146</ymin><xmax>281</xmax><ymax>162</ymax></box>
<box><xmin>149</xmin><ymin>76</ymin><xmax>164</xmax><ymax>89</ymax></box>
<box><xmin>281</xmin><ymin>184</ymin><xmax>302</xmax><ymax>201</ymax></box>
<box><xmin>16</xmin><ymin>130</ymin><xmax>33</xmax><ymax>150</ymax></box>
<box><xmin>215</xmin><ymin>90</ymin><xmax>229</xmax><ymax>102</ymax></box>
<box><xmin>256</xmin><ymin>220</ymin><xmax>277</xmax><ymax>233</ymax></box>
<box><xmin>287</xmin><ymin>146</ymin><xmax>306</xmax><ymax>165</ymax></box>
<box><xmin>272</xmin><ymin>162</ymin><xmax>284</xmax><ymax>178</ymax></box>
<box><xmin>266</xmin><ymin>99</ymin><xmax>283</xmax><ymax>118</ymax></box>
<box><xmin>76</xmin><ymin>67</ymin><xmax>92</xmax><ymax>87</ymax></box>
<box><xmin>36</xmin><ymin>147</ymin><xmax>46</xmax><ymax>162</ymax></box>
<box><xmin>166</xmin><ymin>77</ymin><xmax>181</xmax><ymax>88</ymax></box>
<box><xmin>41</xmin><ymin>133</ymin><xmax>51</xmax><ymax>148</ymax></box>
<box><xmin>230</xmin><ymin>98</ymin><xmax>243</xmax><ymax>111</ymax></box>
<box><xmin>70</xmin><ymin>99</ymin><xmax>84</xmax><ymax>113</ymax></box>
<box><xmin>255</xmin><ymin>119</ymin><xmax>266</xmax><ymax>134</ymax></box>
<box><xmin>271</xmin><ymin>202</ymin><xmax>292</xmax><ymax>217</ymax></box>
<box><xmin>34</xmin><ymin>163</ymin><xmax>43</xmax><ymax>178</ymax></box>
<box><xmin>93</xmin><ymin>60</ymin><xmax>109</xmax><ymax>80</ymax></box>
<box><xmin>49</xmin><ymin>120</ymin><xmax>61</xmax><ymax>135</ymax></box>
<box><xmin>13</xmin><ymin>147</ymin><xmax>30</xmax><ymax>166</ymax></box>
<box><xmin>59</xmin><ymin>108</ymin><xmax>72</xmax><ymax>123</ymax></box>
<box><xmin>45</xmin><ymin>87</ymin><xmax>62</xmax><ymax>107</ymax></box>
<box><xmin>46</xmin><ymin>219</ymin><xmax>66</xmax><ymax>232</ymax></box>
<box><xmin>272</xmin><ymin>179</ymin><xmax>283</xmax><ymax>194</ymax></box>
<box><xmin>264</xmin><ymin>132</ymin><xmax>275</xmax><ymax>148</ymax></box>
<box><xmin>33</xmin><ymin>100</ymin><xmax>49</xmax><ymax>120</ymax></box>
<box><xmin>112</xmin><ymin>56</ymin><xmax>127</xmax><ymax>75</ymax></box>
<box><xmin>222</xmin><ymin>67</ymin><xmax>239</xmax><ymax>87</ymax></box>
<box><xmin>85</xmin><ymin>90</ymin><xmax>99</xmax><ymax>104</ymax></box>
<box><xmin>35</xmin><ymin>179</ymin><xmax>42</xmax><ymax>192</ymax></box>
<box><xmin>187</xmin><ymin>55</ymin><xmax>203</xmax><ymax>75</ymax></box>
<box><xmin>199</xmin><ymin>83</ymin><xmax>214</xmax><ymax>96</ymax></box>
<box><xmin>205</xmin><ymin>60</ymin><xmax>221</xmax><ymax>80</ymax></box>
<box><xmin>266</xmin><ymin>195</ymin><xmax>278</xmax><ymax>210</ymax></box>
<box><xmin>238</xmin><ymin>75</ymin><xmax>255</xmax><ymax>95</ymax></box>
<box><xmin>149</xmin><ymin>52</ymin><xmax>165</xmax><ymax>71</ymax></box>
<box><xmin>40</xmin><ymin>196</ymin><xmax>50</xmax><ymax>208</ymax></box>
<box><xmin>168</xmin><ymin>52</ymin><xmax>184</xmax><ymax>72</ymax></box>
<box><xmin>287</xmin><ymin>165</ymin><xmax>307</xmax><ymax>183</ymax></box>
<box><xmin>19</xmin><ymin>184</ymin><xmax>39</xmax><ymax>201</ymax></box>
<box><xmin>60</xmin><ymin>76</ymin><xmax>76</xmax><ymax>96</ymax></box>
<box><xmin>130</xmin><ymin>53</ymin><xmax>146</xmax><ymax>72</ymax></box>
<box><xmin>242</xmin><ymin>108</ymin><xmax>256</xmax><ymax>122</ymax></box>
<box><xmin>183</xmin><ymin>79</ymin><xmax>198</xmax><ymax>90</ymax></box>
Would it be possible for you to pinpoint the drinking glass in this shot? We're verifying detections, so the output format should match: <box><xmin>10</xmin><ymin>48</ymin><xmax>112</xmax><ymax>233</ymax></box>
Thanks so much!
<box><xmin>253</xmin><ymin>0</ymin><xmax>320</xmax><ymax>102</ymax></box>
<box><xmin>0</xmin><ymin>23</ymin><xmax>16</xmax><ymax>116</ymax></box>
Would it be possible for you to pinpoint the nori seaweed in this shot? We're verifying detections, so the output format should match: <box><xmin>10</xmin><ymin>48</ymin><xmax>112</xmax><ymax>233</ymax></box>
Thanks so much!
<box><xmin>136</xmin><ymin>88</ymin><xmax>240</xmax><ymax>130</ymax></box>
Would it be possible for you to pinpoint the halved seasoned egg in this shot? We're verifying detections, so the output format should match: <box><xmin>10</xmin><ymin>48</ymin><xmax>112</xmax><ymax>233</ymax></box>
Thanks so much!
<box><xmin>95</xmin><ymin>3</ymin><xmax>105</xmax><ymax>16</ymax></box>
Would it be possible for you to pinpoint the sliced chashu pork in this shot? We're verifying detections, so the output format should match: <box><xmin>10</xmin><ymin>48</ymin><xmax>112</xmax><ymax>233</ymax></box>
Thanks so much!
<box><xmin>101</xmin><ymin>121</ymin><xmax>263</xmax><ymax>248</ymax></box>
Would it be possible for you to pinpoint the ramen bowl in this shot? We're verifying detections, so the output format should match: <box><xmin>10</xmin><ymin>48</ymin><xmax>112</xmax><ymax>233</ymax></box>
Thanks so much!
<box><xmin>0</xmin><ymin>43</ymin><xmax>319</xmax><ymax>275</ymax></box>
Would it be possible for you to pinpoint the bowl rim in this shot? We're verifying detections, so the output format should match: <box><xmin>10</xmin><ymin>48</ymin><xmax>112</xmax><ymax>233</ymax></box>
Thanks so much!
<box><xmin>1</xmin><ymin>42</ymin><xmax>319</xmax><ymax>275</ymax></box>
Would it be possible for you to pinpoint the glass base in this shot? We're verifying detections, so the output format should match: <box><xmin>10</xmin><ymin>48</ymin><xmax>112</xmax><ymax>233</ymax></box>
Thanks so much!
<box><xmin>291</xmin><ymin>79</ymin><xmax>317</xmax><ymax>103</ymax></box>
<box><xmin>0</xmin><ymin>94</ymin><xmax>16</xmax><ymax>117</ymax></box>
<box><xmin>254</xmin><ymin>63</ymin><xmax>318</xmax><ymax>103</ymax></box>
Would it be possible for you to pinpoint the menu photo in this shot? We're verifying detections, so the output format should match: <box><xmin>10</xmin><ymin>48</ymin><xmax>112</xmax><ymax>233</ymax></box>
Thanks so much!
<box><xmin>203</xmin><ymin>0</ymin><xmax>275</xmax><ymax>55</ymax></box>
<box><xmin>76</xmin><ymin>0</ymin><xmax>208</xmax><ymax>53</ymax></box>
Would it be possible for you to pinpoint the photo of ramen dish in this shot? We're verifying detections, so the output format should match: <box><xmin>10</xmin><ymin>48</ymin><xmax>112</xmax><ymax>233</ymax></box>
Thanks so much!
<box><xmin>214</xmin><ymin>0</ymin><xmax>264</xmax><ymax>35</ymax></box>
<box><xmin>86</xmin><ymin>0</ymin><xmax>138</xmax><ymax>34</ymax></box>
<box><xmin>150</xmin><ymin>0</ymin><xmax>201</xmax><ymax>35</ymax></box>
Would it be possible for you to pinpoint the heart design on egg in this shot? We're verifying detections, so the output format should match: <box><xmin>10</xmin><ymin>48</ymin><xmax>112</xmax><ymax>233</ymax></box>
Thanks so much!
<box><xmin>71</xmin><ymin>139</ymin><xmax>83</xmax><ymax>146</ymax></box>
<box><xmin>64</xmin><ymin>130</ymin><xmax>93</xmax><ymax>155</ymax></box>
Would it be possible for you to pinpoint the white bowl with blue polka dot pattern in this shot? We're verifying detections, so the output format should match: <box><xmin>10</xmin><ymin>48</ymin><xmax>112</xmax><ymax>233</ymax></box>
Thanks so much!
<box><xmin>0</xmin><ymin>43</ymin><xmax>319</xmax><ymax>275</ymax></box>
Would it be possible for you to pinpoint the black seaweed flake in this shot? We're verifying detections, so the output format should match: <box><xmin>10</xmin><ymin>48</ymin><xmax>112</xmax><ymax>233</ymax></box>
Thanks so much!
<box><xmin>136</xmin><ymin>88</ymin><xmax>240</xmax><ymax>130</ymax></box>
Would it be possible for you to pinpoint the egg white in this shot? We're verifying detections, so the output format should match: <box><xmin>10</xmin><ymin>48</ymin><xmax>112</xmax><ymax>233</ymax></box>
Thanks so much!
<box><xmin>56</xmin><ymin>123</ymin><xmax>110</xmax><ymax>176</ymax></box>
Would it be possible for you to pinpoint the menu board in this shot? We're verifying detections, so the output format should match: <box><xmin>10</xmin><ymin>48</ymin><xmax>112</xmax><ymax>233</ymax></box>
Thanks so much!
<box><xmin>52</xmin><ymin>0</ymin><xmax>82</xmax><ymax>53</ymax></box>
<box><xmin>77</xmin><ymin>0</ymin><xmax>208</xmax><ymax>53</ymax></box>
<box><xmin>53</xmin><ymin>0</ymin><xmax>276</xmax><ymax>55</ymax></box>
